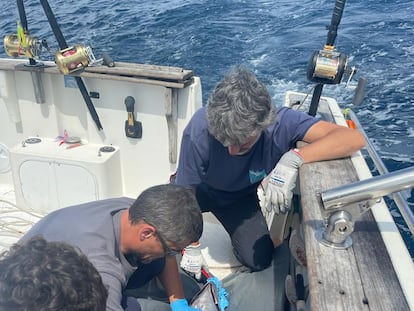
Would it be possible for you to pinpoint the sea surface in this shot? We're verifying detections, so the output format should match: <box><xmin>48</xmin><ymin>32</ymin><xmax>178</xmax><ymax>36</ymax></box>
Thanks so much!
<box><xmin>1</xmin><ymin>0</ymin><xmax>413</xmax><ymax>256</ymax></box>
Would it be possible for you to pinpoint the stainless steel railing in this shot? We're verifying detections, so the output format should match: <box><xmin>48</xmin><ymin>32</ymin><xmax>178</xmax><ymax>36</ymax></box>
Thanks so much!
<box><xmin>321</xmin><ymin>166</ymin><xmax>414</xmax><ymax>213</ymax></box>
<box><xmin>328</xmin><ymin>109</ymin><xmax>414</xmax><ymax>234</ymax></box>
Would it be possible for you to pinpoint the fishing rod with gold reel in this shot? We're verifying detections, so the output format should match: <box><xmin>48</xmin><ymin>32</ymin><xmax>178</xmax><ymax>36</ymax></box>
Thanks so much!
<box><xmin>306</xmin><ymin>0</ymin><xmax>358</xmax><ymax>117</ymax></box>
<box><xmin>3</xmin><ymin>0</ymin><xmax>48</xmax><ymax>66</ymax></box>
<box><xmin>3</xmin><ymin>22</ymin><xmax>44</xmax><ymax>60</ymax></box>
<box><xmin>5</xmin><ymin>26</ymin><xmax>100</xmax><ymax>76</ymax></box>
<box><xmin>3</xmin><ymin>0</ymin><xmax>53</xmax><ymax>104</ymax></box>
<box><xmin>39</xmin><ymin>0</ymin><xmax>103</xmax><ymax>130</ymax></box>
<box><xmin>5</xmin><ymin>0</ymin><xmax>103</xmax><ymax>128</ymax></box>
<box><xmin>4</xmin><ymin>22</ymin><xmax>97</xmax><ymax>75</ymax></box>
<box><xmin>4</xmin><ymin>0</ymin><xmax>101</xmax><ymax>76</ymax></box>
<box><xmin>54</xmin><ymin>45</ymin><xmax>99</xmax><ymax>75</ymax></box>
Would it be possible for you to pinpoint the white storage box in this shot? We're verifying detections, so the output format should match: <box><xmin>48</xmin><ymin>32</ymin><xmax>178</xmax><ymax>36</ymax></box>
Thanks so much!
<box><xmin>10</xmin><ymin>137</ymin><xmax>123</xmax><ymax>213</ymax></box>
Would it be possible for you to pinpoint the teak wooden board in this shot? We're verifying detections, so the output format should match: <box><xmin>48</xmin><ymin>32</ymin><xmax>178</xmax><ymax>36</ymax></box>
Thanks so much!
<box><xmin>299</xmin><ymin>152</ymin><xmax>409</xmax><ymax>310</ymax></box>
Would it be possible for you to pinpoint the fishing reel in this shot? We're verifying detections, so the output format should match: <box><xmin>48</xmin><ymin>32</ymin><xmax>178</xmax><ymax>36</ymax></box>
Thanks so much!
<box><xmin>3</xmin><ymin>33</ymin><xmax>43</xmax><ymax>59</ymax></box>
<box><xmin>307</xmin><ymin>46</ymin><xmax>354</xmax><ymax>85</ymax></box>
<box><xmin>55</xmin><ymin>45</ymin><xmax>97</xmax><ymax>75</ymax></box>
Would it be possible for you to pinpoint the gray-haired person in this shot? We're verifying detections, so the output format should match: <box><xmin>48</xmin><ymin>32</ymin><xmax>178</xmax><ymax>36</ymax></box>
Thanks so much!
<box><xmin>0</xmin><ymin>236</ymin><xmax>108</xmax><ymax>311</ymax></box>
<box><xmin>175</xmin><ymin>66</ymin><xmax>365</xmax><ymax>275</ymax></box>
<box><xmin>18</xmin><ymin>184</ymin><xmax>204</xmax><ymax>311</ymax></box>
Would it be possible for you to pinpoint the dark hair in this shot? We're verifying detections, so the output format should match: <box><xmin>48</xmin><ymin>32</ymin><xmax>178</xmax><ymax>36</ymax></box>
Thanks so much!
<box><xmin>206</xmin><ymin>66</ymin><xmax>276</xmax><ymax>146</ymax></box>
<box><xmin>129</xmin><ymin>184</ymin><xmax>203</xmax><ymax>245</ymax></box>
<box><xmin>0</xmin><ymin>236</ymin><xmax>108</xmax><ymax>311</ymax></box>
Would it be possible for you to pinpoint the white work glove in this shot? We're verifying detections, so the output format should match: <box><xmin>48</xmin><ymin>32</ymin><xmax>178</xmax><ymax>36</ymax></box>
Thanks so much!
<box><xmin>259</xmin><ymin>149</ymin><xmax>304</xmax><ymax>215</ymax></box>
<box><xmin>180</xmin><ymin>243</ymin><xmax>205</xmax><ymax>280</ymax></box>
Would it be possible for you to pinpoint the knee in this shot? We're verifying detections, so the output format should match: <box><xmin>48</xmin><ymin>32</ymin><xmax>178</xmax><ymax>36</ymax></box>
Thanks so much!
<box><xmin>250</xmin><ymin>247</ymin><xmax>273</xmax><ymax>272</ymax></box>
<box><xmin>234</xmin><ymin>237</ymin><xmax>274</xmax><ymax>272</ymax></box>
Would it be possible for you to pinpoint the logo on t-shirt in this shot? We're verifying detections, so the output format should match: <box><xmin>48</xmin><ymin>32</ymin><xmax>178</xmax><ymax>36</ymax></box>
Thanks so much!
<box><xmin>249</xmin><ymin>169</ymin><xmax>266</xmax><ymax>184</ymax></box>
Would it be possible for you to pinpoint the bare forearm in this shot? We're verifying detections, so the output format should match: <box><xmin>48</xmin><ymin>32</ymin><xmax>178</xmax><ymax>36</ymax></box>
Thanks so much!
<box><xmin>300</xmin><ymin>122</ymin><xmax>365</xmax><ymax>163</ymax></box>
<box><xmin>158</xmin><ymin>256</ymin><xmax>185</xmax><ymax>303</ymax></box>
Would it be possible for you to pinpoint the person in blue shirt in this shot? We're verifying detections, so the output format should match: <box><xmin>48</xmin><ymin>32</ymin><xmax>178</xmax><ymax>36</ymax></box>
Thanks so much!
<box><xmin>175</xmin><ymin>66</ymin><xmax>365</xmax><ymax>274</ymax></box>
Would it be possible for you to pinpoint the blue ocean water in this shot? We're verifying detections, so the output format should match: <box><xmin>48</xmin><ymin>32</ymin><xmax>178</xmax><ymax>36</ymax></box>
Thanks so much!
<box><xmin>1</xmin><ymin>0</ymin><xmax>413</xmax><ymax>256</ymax></box>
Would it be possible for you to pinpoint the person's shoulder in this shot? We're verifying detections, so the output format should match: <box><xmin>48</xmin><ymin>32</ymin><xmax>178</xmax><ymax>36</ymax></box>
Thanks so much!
<box><xmin>276</xmin><ymin>106</ymin><xmax>289</xmax><ymax>113</ymax></box>
<box><xmin>63</xmin><ymin>197</ymin><xmax>133</xmax><ymax>210</ymax></box>
<box><xmin>269</xmin><ymin>106</ymin><xmax>295</xmax><ymax>126</ymax></box>
<box><xmin>276</xmin><ymin>106</ymin><xmax>317</xmax><ymax>121</ymax></box>
<box><xmin>99</xmin><ymin>197</ymin><xmax>134</xmax><ymax>205</ymax></box>
<box><xmin>276</xmin><ymin>106</ymin><xmax>301</xmax><ymax>116</ymax></box>
<box><xmin>190</xmin><ymin>106</ymin><xmax>208</xmax><ymax>124</ymax></box>
<box><xmin>185</xmin><ymin>107</ymin><xmax>209</xmax><ymax>139</ymax></box>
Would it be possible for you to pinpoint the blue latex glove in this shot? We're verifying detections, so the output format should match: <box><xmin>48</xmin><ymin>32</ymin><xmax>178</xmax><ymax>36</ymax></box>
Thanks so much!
<box><xmin>207</xmin><ymin>277</ymin><xmax>229</xmax><ymax>311</ymax></box>
<box><xmin>170</xmin><ymin>299</ymin><xmax>201</xmax><ymax>311</ymax></box>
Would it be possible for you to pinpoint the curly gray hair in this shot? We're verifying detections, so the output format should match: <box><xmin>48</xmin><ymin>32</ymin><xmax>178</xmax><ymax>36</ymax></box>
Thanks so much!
<box><xmin>206</xmin><ymin>66</ymin><xmax>276</xmax><ymax>146</ymax></box>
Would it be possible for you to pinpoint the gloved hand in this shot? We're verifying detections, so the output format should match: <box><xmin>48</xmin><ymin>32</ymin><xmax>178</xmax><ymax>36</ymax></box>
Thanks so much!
<box><xmin>259</xmin><ymin>149</ymin><xmax>303</xmax><ymax>214</ymax></box>
<box><xmin>171</xmin><ymin>299</ymin><xmax>201</xmax><ymax>311</ymax></box>
<box><xmin>180</xmin><ymin>243</ymin><xmax>204</xmax><ymax>280</ymax></box>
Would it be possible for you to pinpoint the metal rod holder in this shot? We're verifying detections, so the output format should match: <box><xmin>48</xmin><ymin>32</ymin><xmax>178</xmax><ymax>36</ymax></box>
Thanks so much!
<box><xmin>317</xmin><ymin>166</ymin><xmax>414</xmax><ymax>249</ymax></box>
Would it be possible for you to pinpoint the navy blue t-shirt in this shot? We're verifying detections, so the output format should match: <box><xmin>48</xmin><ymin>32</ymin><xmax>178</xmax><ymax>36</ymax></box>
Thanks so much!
<box><xmin>175</xmin><ymin>106</ymin><xmax>319</xmax><ymax>201</ymax></box>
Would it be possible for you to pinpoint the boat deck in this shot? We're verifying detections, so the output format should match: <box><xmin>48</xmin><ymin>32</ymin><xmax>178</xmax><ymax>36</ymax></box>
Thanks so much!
<box><xmin>300</xmin><ymin>157</ymin><xmax>409</xmax><ymax>310</ymax></box>
<box><xmin>295</xmin><ymin>94</ymin><xmax>411</xmax><ymax>310</ymax></box>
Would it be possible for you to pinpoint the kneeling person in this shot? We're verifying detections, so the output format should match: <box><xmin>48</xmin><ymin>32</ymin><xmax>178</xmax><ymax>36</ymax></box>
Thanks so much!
<box><xmin>18</xmin><ymin>184</ymin><xmax>203</xmax><ymax>311</ymax></box>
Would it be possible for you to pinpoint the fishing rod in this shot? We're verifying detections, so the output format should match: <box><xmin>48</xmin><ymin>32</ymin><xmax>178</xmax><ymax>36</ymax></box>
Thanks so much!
<box><xmin>39</xmin><ymin>0</ymin><xmax>103</xmax><ymax>130</ymax></box>
<box><xmin>16</xmin><ymin>0</ymin><xmax>37</xmax><ymax>65</ymax></box>
<box><xmin>326</xmin><ymin>0</ymin><xmax>346</xmax><ymax>46</ymax></box>
<box><xmin>306</xmin><ymin>0</ymin><xmax>351</xmax><ymax>116</ymax></box>
<box><xmin>3</xmin><ymin>0</ymin><xmax>43</xmax><ymax>62</ymax></box>
<box><xmin>16</xmin><ymin>0</ymin><xmax>28</xmax><ymax>34</ymax></box>
<box><xmin>2</xmin><ymin>1</ymin><xmax>48</xmax><ymax>103</ymax></box>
